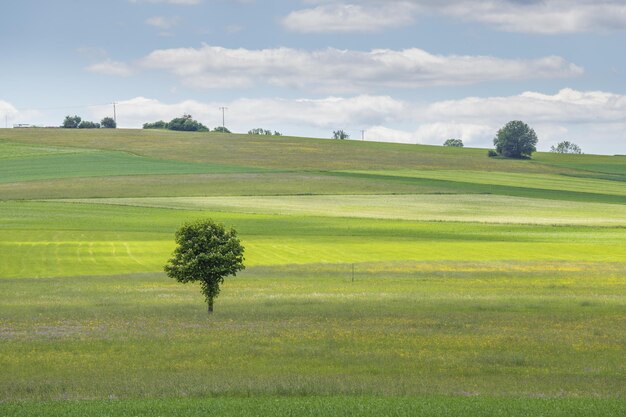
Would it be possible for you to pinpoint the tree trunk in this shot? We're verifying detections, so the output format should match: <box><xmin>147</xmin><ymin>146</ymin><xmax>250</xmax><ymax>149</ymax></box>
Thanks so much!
<box><xmin>208</xmin><ymin>298</ymin><xmax>214</xmax><ymax>314</ymax></box>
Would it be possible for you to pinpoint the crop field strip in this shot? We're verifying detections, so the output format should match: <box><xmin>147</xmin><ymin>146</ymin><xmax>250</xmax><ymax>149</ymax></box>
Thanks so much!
<box><xmin>0</xmin><ymin>141</ymin><xmax>261</xmax><ymax>184</ymax></box>
<box><xmin>0</xmin><ymin>129</ymin><xmax>624</xmax><ymax>415</ymax></box>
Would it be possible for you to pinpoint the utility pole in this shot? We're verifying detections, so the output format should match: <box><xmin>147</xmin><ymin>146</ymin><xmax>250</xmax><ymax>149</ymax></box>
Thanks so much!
<box><xmin>360</xmin><ymin>130</ymin><xmax>365</xmax><ymax>141</ymax></box>
<box><xmin>112</xmin><ymin>102</ymin><xmax>117</xmax><ymax>125</ymax></box>
<box><xmin>219</xmin><ymin>107</ymin><xmax>228</xmax><ymax>129</ymax></box>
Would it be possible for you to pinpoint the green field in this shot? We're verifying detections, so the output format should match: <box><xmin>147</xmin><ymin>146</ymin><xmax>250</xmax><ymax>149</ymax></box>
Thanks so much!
<box><xmin>0</xmin><ymin>129</ymin><xmax>624</xmax><ymax>416</ymax></box>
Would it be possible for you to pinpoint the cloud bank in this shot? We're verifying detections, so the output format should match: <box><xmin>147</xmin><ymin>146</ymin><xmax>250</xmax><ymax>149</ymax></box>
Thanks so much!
<box><xmin>87</xmin><ymin>44</ymin><xmax>583</xmax><ymax>92</ymax></box>
<box><xmin>283</xmin><ymin>1</ymin><xmax>626</xmax><ymax>34</ymax></box>
<box><xmin>82</xmin><ymin>88</ymin><xmax>626</xmax><ymax>154</ymax></box>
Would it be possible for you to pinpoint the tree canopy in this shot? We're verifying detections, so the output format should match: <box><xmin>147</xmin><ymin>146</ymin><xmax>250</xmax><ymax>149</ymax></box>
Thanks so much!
<box><xmin>164</xmin><ymin>219</ymin><xmax>245</xmax><ymax>314</ymax></box>
<box><xmin>443</xmin><ymin>138</ymin><xmax>464</xmax><ymax>148</ymax></box>
<box><xmin>62</xmin><ymin>115</ymin><xmax>82</xmax><ymax>128</ymax></box>
<box><xmin>248</xmin><ymin>128</ymin><xmax>282</xmax><ymax>136</ymax></box>
<box><xmin>143</xmin><ymin>120</ymin><xmax>168</xmax><ymax>130</ymax></box>
<box><xmin>333</xmin><ymin>130</ymin><xmax>349</xmax><ymax>140</ymax></box>
<box><xmin>78</xmin><ymin>120</ymin><xmax>100</xmax><ymax>129</ymax></box>
<box><xmin>142</xmin><ymin>115</ymin><xmax>208</xmax><ymax>132</ymax></box>
<box><xmin>101</xmin><ymin>117</ymin><xmax>117</xmax><ymax>129</ymax></box>
<box><xmin>168</xmin><ymin>114</ymin><xmax>209</xmax><ymax>132</ymax></box>
<box><xmin>493</xmin><ymin>121</ymin><xmax>538</xmax><ymax>159</ymax></box>
<box><xmin>62</xmin><ymin>115</ymin><xmax>102</xmax><ymax>129</ymax></box>
<box><xmin>551</xmin><ymin>141</ymin><xmax>582</xmax><ymax>154</ymax></box>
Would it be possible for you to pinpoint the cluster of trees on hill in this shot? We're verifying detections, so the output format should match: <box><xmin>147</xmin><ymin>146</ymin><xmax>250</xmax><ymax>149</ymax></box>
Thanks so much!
<box><xmin>333</xmin><ymin>130</ymin><xmax>349</xmax><ymax>140</ymax></box>
<box><xmin>143</xmin><ymin>114</ymin><xmax>209</xmax><ymax>132</ymax></box>
<box><xmin>248</xmin><ymin>128</ymin><xmax>282</xmax><ymax>136</ymax></box>
<box><xmin>487</xmin><ymin>121</ymin><xmax>582</xmax><ymax>158</ymax></box>
<box><xmin>442</xmin><ymin>121</ymin><xmax>581</xmax><ymax>159</ymax></box>
<box><xmin>443</xmin><ymin>138</ymin><xmax>464</xmax><ymax>147</ymax></box>
<box><xmin>62</xmin><ymin>115</ymin><xmax>116</xmax><ymax>129</ymax></box>
<box><xmin>63</xmin><ymin>114</ymin><xmax>584</xmax><ymax>159</ymax></box>
<box><xmin>143</xmin><ymin>114</ymin><xmax>240</xmax><ymax>133</ymax></box>
<box><xmin>550</xmin><ymin>141</ymin><xmax>582</xmax><ymax>154</ymax></box>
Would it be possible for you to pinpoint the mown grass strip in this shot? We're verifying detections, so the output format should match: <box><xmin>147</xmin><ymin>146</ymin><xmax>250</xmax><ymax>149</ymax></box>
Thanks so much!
<box><xmin>0</xmin><ymin>151</ymin><xmax>258</xmax><ymax>184</ymax></box>
<box><xmin>329</xmin><ymin>171</ymin><xmax>626</xmax><ymax>204</ymax></box>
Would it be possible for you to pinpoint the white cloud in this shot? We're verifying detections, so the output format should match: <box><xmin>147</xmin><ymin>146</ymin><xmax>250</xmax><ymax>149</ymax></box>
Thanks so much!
<box><xmin>86</xmin><ymin>88</ymin><xmax>626</xmax><ymax>154</ymax></box>
<box><xmin>89</xmin><ymin>95</ymin><xmax>406</xmax><ymax>131</ymax></box>
<box><xmin>416</xmin><ymin>88</ymin><xmax>626</xmax><ymax>151</ymax></box>
<box><xmin>424</xmin><ymin>88</ymin><xmax>626</xmax><ymax>125</ymax></box>
<box><xmin>107</xmin><ymin>44</ymin><xmax>583</xmax><ymax>92</ymax></box>
<box><xmin>145</xmin><ymin>16</ymin><xmax>181</xmax><ymax>30</ymax></box>
<box><xmin>0</xmin><ymin>100</ymin><xmax>19</xmax><ymax>119</ymax></box>
<box><xmin>365</xmin><ymin>126</ymin><xmax>418</xmax><ymax>143</ymax></box>
<box><xmin>287</xmin><ymin>1</ymin><xmax>626</xmax><ymax>34</ymax></box>
<box><xmin>441</xmin><ymin>0</ymin><xmax>626</xmax><ymax>34</ymax></box>
<box><xmin>282</xmin><ymin>3</ymin><xmax>417</xmax><ymax>33</ymax></box>
<box><xmin>0</xmin><ymin>100</ymin><xmax>46</xmax><ymax>127</ymax></box>
<box><xmin>86</xmin><ymin>60</ymin><xmax>134</xmax><ymax>77</ymax></box>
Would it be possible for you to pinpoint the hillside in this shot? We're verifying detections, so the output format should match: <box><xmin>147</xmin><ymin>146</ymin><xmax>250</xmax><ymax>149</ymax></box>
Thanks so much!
<box><xmin>1</xmin><ymin>129</ymin><xmax>624</xmax><ymax>203</ymax></box>
<box><xmin>0</xmin><ymin>129</ymin><xmax>624</xmax><ymax>415</ymax></box>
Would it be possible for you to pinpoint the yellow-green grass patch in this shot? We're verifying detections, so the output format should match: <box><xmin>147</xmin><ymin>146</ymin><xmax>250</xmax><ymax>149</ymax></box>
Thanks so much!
<box><xmin>1</xmin><ymin>200</ymin><xmax>624</xmax><ymax>278</ymax></box>
<box><xmin>60</xmin><ymin>194</ymin><xmax>626</xmax><ymax>226</ymax></box>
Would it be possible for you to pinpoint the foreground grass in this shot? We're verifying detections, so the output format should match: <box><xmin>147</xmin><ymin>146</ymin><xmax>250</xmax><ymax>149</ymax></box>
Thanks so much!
<box><xmin>3</xmin><ymin>396</ymin><xmax>625</xmax><ymax>417</ymax></box>
<box><xmin>1</xmin><ymin>268</ymin><xmax>624</xmax><ymax>400</ymax></box>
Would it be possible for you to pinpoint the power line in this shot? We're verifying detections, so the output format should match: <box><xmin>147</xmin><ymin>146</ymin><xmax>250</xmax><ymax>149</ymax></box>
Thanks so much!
<box><xmin>13</xmin><ymin>103</ymin><xmax>112</xmax><ymax>112</ymax></box>
<box><xmin>219</xmin><ymin>107</ymin><xmax>228</xmax><ymax>129</ymax></box>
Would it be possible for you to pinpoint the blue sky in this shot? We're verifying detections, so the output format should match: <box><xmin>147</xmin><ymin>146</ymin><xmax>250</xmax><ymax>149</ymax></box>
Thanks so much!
<box><xmin>1</xmin><ymin>0</ymin><xmax>625</xmax><ymax>154</ymax></box>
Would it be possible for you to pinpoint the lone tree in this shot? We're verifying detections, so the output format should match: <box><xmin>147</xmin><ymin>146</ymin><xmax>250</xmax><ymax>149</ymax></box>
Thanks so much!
<box><xmin>168</xmin><ymin>114</ymin><xmax>209</xmax><ymax>132</ymax></box>
<box><xmin>493</xmin><ymin>121</ymin><xmax>538</xmax><ymax>159</ymax></box>
<box><xmin>164</xmin><ymin>219</ymin><xmax>245</xmax><ymax>314</ymax></box>
<box><xmin>333</xmin><ymin>130</ymin><xmax>349</xmax><ymax>140</ymax></box>
<box><xmin>101</xmin><ymin>117</ymin><xmax>117</xmax><ymax>129</ymax></box>
<box><xmin>248</xmin><ymin>128</ymin><xmax>282</xmax><ymax>136</ymax></box>
<box><xmin>551</xmin><ymin>141</ymin><xmax>582</xmax><ymax>154</ymax></box>
<box><xmin>443</xmin><ymin>138</ymin><xmax>464</xmax><ymax>147</ymax></box>
<box><xmin>62</xmin><ymin>115</ymin><xmax>82</xmax><ymax>128</ymax></box>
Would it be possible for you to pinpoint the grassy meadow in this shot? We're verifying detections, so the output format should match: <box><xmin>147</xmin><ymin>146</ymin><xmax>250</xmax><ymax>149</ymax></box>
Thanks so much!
<box><xmin>0</xmin><ymin>129</ymin><xmax>624</xmax><ymax>416</ymax></box>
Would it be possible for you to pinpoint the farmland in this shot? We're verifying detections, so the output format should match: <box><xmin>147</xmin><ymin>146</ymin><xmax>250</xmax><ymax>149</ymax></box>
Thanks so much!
<box><xmin>0</xmin><ymin>129</ymin><xmax>624</xmax><ymax>416</ymax></box>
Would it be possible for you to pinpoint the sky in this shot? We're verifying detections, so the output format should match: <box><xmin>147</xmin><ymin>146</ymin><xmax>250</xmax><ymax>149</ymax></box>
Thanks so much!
<box><xmin>1</xmin><ymin>0</ymin><xmax>625</xmax><ymax>154</ymax></box>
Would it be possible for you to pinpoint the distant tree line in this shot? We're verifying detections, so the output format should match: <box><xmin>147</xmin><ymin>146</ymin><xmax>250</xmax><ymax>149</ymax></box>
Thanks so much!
<box><xmin>443</xmin><ymin>138</ymin><xmax>464</xmax><ymax>147</ymax></box>
<box><xmin>550</xmin><ymin>141</ymin><xmax>582</xmax><ymax>154</ymax></box>
<box><xmin>248</xmin><ymin>128</ymin><xmax>282</xmax><ymax>136</ymax></box>
<box><xmin>143</xmin><ymin>114</ymin><xmax>240</xmax><ymax>133</ymax></box>
<box><xmin>62</xmin><ymin>115</ymin><xmax>116</xmax><ymax>129</ymax></box>
<box><xmin>487</xmin><ymin>121</ymin><xmax>581</xmax><ymax>158</ymax></box>
<box><xmin>143</xmin><ymin>114</ymin><xmax>209</xmax><ymax>132</ymax></box>
<box><xmin>333</xmin><ymin>130</ymin><xmax>349</xmax><ymax>140</ymax></box>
